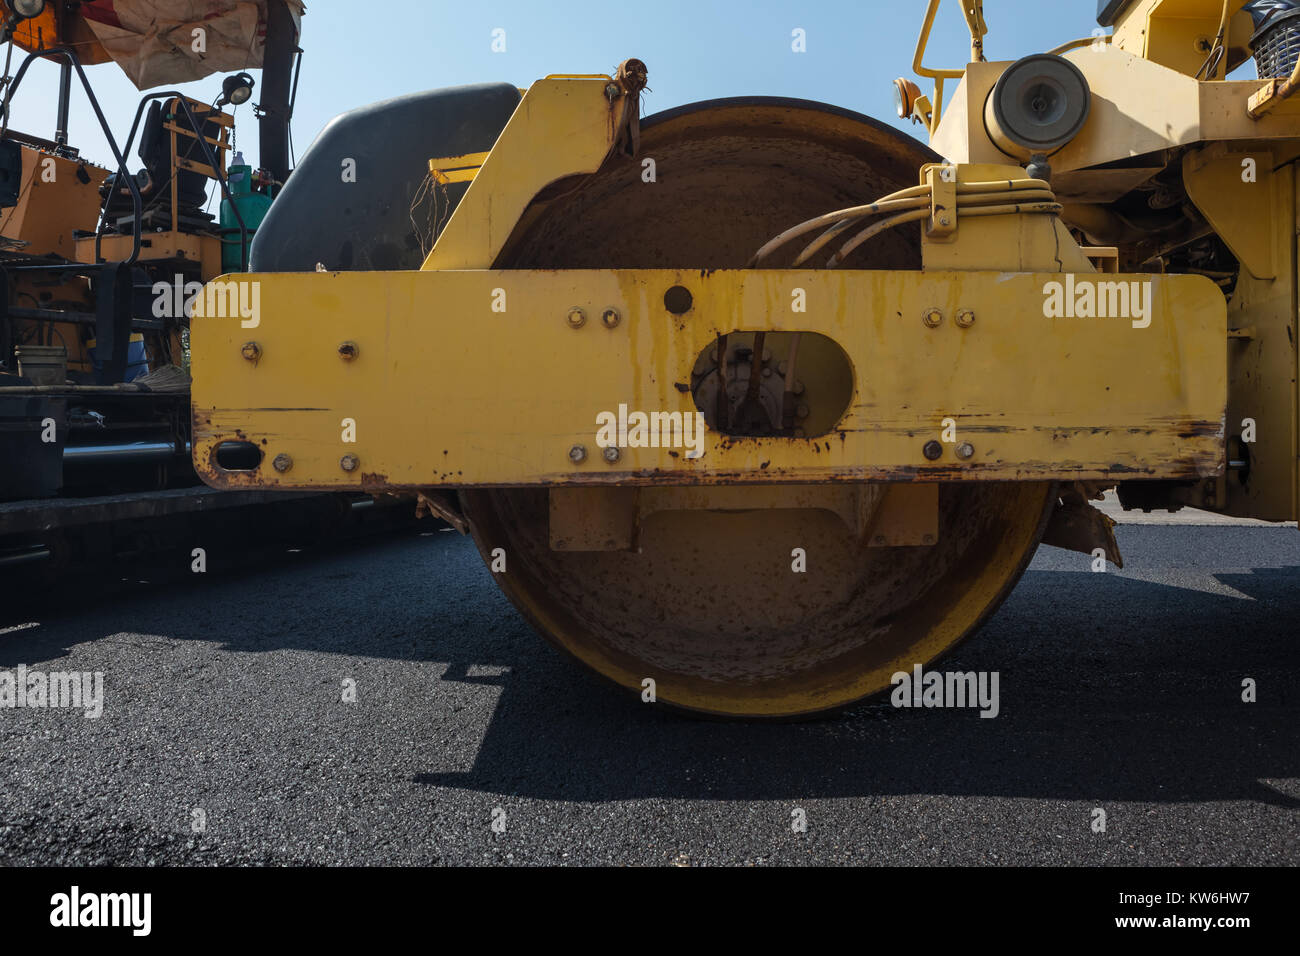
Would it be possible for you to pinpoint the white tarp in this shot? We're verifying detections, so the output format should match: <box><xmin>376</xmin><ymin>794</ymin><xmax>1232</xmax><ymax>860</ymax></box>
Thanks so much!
<box><xmin>79</xmin><ymin>0</ymin><xmax>305</xmax><ymax>90</ymax></box>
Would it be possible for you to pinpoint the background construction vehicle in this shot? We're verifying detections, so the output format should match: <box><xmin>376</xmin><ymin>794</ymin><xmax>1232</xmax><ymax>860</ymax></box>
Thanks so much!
<box><xmin>0</xmin><ymin>0</ymin><xmax>413</xmax><ymax>580</ymax></box>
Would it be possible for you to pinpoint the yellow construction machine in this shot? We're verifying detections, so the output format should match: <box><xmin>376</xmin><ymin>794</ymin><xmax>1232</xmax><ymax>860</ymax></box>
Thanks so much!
<box><xmin>0</xmin><ymin>2</ymin><xmax>416</xmax><ymax>579</ymax></box>
<box><xmin>193</xmin><ymin>0</ymin><xmax>1299</xmax><ymax>717</ymax></box>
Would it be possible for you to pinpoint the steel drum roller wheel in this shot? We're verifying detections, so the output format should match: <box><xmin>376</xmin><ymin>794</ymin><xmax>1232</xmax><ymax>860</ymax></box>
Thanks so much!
<box><xmin>459</xmin><ymin>100</ymin><xmax>1054</xmax><ymax>718</ymax></box>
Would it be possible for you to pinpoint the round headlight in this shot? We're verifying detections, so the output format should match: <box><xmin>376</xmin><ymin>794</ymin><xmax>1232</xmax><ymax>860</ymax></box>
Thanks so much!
<box><xmin>892</xmin><ymin>77</ymin><xmax>922</xmax><ymax>122</ymax></box>
<box><xmin>984</xmin><ymin>53</ymin><xmax>1091</xmax><ymax>159</ymax></box>
<box><xmin>218</xmin><ymin>72</ymin><xmax>256</xmax><ymax>107</ymax></box>
<box><xmin>10</xmin><ymin>0</ymin><xmax>47</xmax><ymax>18</ymax></box>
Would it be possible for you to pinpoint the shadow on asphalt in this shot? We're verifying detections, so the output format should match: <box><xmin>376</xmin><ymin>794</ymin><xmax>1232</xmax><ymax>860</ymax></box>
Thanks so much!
<box><xmin>2</xmin><ymin>530</ymin><xmax>1297</xmax><ymax>806</ymax></box>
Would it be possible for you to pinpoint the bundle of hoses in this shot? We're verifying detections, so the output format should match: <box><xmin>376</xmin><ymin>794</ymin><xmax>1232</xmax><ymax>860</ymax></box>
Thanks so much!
<box><xmin>747</xmin><ymin>178</ymin><xmax>1061</xmax><ymax>269</ymax></box>
<box><xmin>739</xmin><ymin>177</ymin><xmax>1060</xmax><ymax>431</ymax></box>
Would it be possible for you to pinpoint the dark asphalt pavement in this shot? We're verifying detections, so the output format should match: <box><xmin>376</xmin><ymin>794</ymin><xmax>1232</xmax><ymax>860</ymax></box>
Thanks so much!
<box><xmin>0</xmin><ymin>522</ymin><xmax>1296</xmax><ymax>865</ymax></box>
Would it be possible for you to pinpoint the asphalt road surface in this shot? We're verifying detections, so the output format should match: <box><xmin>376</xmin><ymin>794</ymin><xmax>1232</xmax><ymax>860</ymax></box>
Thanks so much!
<box><xmin>1</xmin><ymin>516</ymin><xmax>1297</xmax><ymax>866</ymax></box>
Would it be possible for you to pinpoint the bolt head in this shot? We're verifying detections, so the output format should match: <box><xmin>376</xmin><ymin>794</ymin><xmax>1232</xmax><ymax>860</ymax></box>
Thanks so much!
<box><xmin>568</xmin><ymin>444</ymin><xmax>587</xmax><ymax>463</ymax></box>
<box><xmin>601</xmin><ymin>308</ymin><xmax>620</xmax><ymax>329</ymax></box>
<box><xmin>922</xmin><ymin>308</ymin><xmax>943</xmax><ymax>329</ymax></box>
<box><xmin>338</xmin><ymin>341</ymin><xmax>359</xmax><ymax>360</ymax></box>
<box><xmin>603</xmin><ymin>446</ymin><xmax>621</xmax><ymax>463</ymax></box>
<box><xmin>567</xmin><ymin>308</ymin><xmax>587</xmax><ymax>329</ymax></box>
<box><xmin>340</xmin><ymin>454</ymin><xmax>360</xmax><ymax>472</ymax></box>
<box><xmin>271</xmin><ymin>453</ymin><xmax>292</xmax><ymax>473</ymax></box>
<box><xmin>923</xmin><ymin>439</ymin><xmax>944</xmax><ymax>460</ymax></box>
<box><xmin>922</xmin><ymin>533</ymin><xmax>935</xmax><ymax>545</ymax></box>
<box><xmin>241</xmin><ymin>341</ymin><xmax>261</xmax><ymax>361</ymax></box>
<box><xmin>955</xmin><ymin>309</ymin><xmax>976</xmax><ymax>329</ymax></box>
<box><xmin>956</xmin><ymin>442</ymin><xmax>975</xmax><ymax>459</ymax></box>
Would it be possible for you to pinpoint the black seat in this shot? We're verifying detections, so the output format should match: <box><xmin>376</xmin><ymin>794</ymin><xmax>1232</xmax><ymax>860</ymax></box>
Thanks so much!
<box><xmin>137</xmin><ymin>99</ymin><xmax>215</xmax><ymax>209</ymax></box>
<box><xmin>100</xmin><ymin>97</ymin><xmax>221</xmax><ymax>232</ymax></box>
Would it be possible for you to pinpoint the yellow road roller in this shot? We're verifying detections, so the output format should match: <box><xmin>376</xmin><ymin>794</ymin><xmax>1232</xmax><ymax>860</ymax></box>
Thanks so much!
<box><xmin>191</xmin><ymin>0</ymin><xmax>1299</xmax><ymax>717</ymax></box>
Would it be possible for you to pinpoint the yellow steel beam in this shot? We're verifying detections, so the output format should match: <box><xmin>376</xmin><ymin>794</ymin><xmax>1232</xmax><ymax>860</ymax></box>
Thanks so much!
<box><xmin>1184</xmin><ymin>146</ymin><xmax>1279</xmax><ymax>279</ymax></box>
<box><xmin>191</xmin><ymin>267</ymin><xmax>1226</xmax><ymax>490</ymax></box>
<box><xmin>421</xmin><ymin>76</ymin><xmax>633</xmax><ymax>271</ymax></box>
<box><xmin>428</xmin><ymin>152</ymin><xmax>491</xmax><ymax>185</ymax></box>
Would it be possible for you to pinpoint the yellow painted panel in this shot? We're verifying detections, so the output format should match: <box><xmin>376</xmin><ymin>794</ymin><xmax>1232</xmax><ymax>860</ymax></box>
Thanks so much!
<box><xmin>421</xmin><ymin>77</ymin><xmax>627</xmax><ymax>271</ymax></box>
<box><xmin>191</xmin><ymin>268</ymin><xmax>1226</xmax><ymax>490</ymax></box>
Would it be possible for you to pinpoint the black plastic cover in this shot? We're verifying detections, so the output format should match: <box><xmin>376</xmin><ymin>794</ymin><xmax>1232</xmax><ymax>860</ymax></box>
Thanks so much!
<box><xmin>1097</xmin><ymin>0</ymin><xmax>1137</xmax><ymax>27</ymax></box>
<box><xmin>0</xmin><ymin>396</ymin><xmax>64</xmax><ymax>500</ymax></box>
<box><xmin>1245</xmin><ymin>1</ymin><xmax>1300</xmax><ymax>28</ymax></box>
<box><xmin>249</xmin><ymin>82</ymin><xmax>522</xmax><ymax>273</ymax></box>
<box><xmin>0</xmin><ymin>140</ymin><xmax>22</xmax><ymax>208</ymax></box>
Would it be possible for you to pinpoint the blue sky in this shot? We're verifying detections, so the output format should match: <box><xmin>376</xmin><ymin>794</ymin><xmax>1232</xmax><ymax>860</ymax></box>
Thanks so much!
<box><xmin>3</xmin><ymin>1</ymin><xmax>1151</xmax><ymax>172</ymax></box>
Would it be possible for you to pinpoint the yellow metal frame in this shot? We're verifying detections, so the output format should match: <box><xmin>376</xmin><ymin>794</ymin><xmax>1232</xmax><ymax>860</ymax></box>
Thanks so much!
<box><xmin>931</xmin><ymin>47</ymin><xmax>1300</xmax><ymax>169</ymax></box>
<box><xmin>422</xmin><ymin>75</ymin><xmax>634</xmax><ymax>271</ymax></box>
<box><xmin>191</xmin><ymin>70</ymin><xmax>1227</xmax><ymax>496</ymax></box>
<box><xmin>919</xmin><ymin>0</ymin><xmax>1300</xmax><ymax>522</ymax></box>
<box><xmin>1110</xmin><ymin>0</ymin><xmax>1256</xmax><ymax>80</ymax></box>
<box><xmin>191</xmin><ymin>267</ymin><xmax>1225</xmax><ymax>490</ymax></box>
<box><xmin>911</xmin><ymin>0</ymin><xmax>991</xmax><ymax>133</ymax></box>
